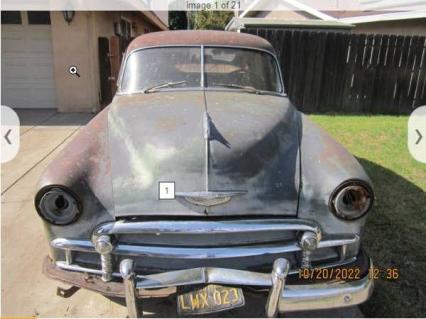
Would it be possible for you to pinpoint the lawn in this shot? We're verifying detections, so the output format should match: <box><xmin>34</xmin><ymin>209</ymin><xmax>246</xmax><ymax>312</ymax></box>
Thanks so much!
<box><xmin>310</xmin><ymin>115</ymin><xmax>426</xmax><ymax>318</ymax></box>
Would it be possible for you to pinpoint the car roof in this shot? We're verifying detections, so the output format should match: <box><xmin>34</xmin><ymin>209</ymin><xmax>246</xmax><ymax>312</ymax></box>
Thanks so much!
<box><xmin>126</xmin><ymin>30</ymin><xmax>275</xmax><ymax>54</ymax></box>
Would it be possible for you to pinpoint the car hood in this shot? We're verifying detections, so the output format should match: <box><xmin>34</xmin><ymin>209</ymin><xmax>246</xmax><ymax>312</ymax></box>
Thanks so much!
<box><xmin>108</xmin><ymin>91</ymin><xmax>301</xmax><ymax>217</ymax></box>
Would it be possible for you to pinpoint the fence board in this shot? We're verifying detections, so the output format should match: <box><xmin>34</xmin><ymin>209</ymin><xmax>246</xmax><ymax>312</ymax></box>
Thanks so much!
<box><xmin>409</xmin><ymin>37</ymin><xmax>426</xmax><ymax>109</ymax></box>
<box><xmin>303</xmin><ymin>31</ymin><xmax>326</xmax><ymax>111</ymax></box>
<box><xmin>352</xmin><ymin>34</ymin><xmax>367</xmax><ymax>112</ymax></box>
<box><xmin>335</xmin><ymin>33</ymin><xmax>350</xmax><ymax>109</ymax></box>
<box><xmin>301</xmin><ymin>32</ymin><xmax>316</xmax><ymax>112</ymax></box>
<box><xmin>341</xmin><ymin>35</ymin><xmax>358</xmax><ymax>112</ymax></box>
<box><xmin>416</xmin><ymin>38</ymin><xmax>426</xmax><ymax>104</ymax></box>
<box><xmin>371</xmin><ymin>34</ymin><xmax>387</xmax><ymax>113</ymax></box>
<box><xmin>281</xmin><ymin>30</ymin><xmax>292</xmax><ymax>92</ymax></box>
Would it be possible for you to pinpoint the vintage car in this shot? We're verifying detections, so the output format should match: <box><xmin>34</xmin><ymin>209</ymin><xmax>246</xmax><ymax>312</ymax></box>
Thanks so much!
<box><xmin>36</xmin><ymin>30</ymin><xmax>374</xmax><ymax>317</ymax></box>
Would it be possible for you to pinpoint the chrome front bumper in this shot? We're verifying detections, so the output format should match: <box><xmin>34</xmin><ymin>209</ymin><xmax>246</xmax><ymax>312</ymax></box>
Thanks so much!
<box><xmin>46</xmin><ymin>218</ymin><xmax>373</xmax><ymax>317</ymax></box>
<box><xmin>44</xmin><ymin>256</ymin><xmax>374</xmax><ymax>317</ymax></box>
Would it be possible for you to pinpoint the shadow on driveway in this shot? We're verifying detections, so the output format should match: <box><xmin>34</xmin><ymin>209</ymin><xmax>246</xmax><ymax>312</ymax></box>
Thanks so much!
<box><xmin>14</xmin><ymin>108</ymin><xmax>95</xmax><ymax>128</ymax></box>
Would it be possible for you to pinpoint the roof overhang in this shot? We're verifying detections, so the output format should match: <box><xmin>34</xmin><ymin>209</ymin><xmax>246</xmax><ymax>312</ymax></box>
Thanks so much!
<box><xmin>339</xmin><ymin>11</ymin><xmax>426</xmax><ymax>24</ymax></box>
<box><xmin>239</xmin><ymin>0</ymin><xmax>338</xmax><ymax>20</ymax></box>
<box><xmin>226</xmin><ymin>17</ymin><xmax>354</xmax><ymax>31</ymax></box>
<box><xmin>140</xmin><ymin>11</ymin><xmax>168</xmax><ymax>31</ymax></box>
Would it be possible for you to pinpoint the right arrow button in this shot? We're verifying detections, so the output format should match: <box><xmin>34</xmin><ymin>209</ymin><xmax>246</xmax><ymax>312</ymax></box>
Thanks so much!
<box><xmin>408</xmin><ymin>106</ymin><xmax>426</xmax><ymax>163</ymax></box>
<box><xmin>415</xmin><ymin>129</ymin><xmax>423</xmax><ymax>145</ymax></box>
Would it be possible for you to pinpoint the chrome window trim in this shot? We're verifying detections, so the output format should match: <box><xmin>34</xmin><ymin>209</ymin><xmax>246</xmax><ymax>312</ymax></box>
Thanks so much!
<box><xmin>117</xmin><ymin>44</ymin><xmax>285</xmax><ymax>96</ymax></box>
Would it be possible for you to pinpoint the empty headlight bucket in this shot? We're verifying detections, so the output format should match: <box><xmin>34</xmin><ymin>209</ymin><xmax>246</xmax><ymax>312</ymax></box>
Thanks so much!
<box><xmin>329</xmin><ymin>180</ymin><xmax>374</xmax><ymax>220</ymax></box>
<box><xmin>35</xmin><ymin>186</ymin><xmax>81</xmax><ymax>225</ymax></box>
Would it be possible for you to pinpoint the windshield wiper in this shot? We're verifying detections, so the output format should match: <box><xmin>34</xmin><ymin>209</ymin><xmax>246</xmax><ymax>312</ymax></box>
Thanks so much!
<box><xmin>143</xmin><ymin>80</ymin><xmax>187</xmax><ymax>93</ymax></box>
<box><xmin>211</xmin><ymin>83</ymin><xmax>264</xmax><ymax>95</ymax></box>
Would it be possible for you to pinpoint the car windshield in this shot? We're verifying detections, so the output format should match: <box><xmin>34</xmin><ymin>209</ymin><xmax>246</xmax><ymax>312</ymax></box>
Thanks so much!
<box><xmin>120</xmin><ymin>46</ymin><xmax>283</xmax><ymax>94</ymax></box>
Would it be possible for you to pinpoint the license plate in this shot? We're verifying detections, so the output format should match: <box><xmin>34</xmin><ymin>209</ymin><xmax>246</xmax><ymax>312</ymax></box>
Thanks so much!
<box><xmin>177</xmin><ymin>285</ymin><xmax>245</xmax><ymax>316</ymax></box>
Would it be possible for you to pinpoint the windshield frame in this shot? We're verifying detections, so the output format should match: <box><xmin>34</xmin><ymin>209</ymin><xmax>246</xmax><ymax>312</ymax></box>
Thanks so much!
<box><xmin>117</xmin><ymin>44</ymin><xmax>285</xmax><ymax>97</ymax></box>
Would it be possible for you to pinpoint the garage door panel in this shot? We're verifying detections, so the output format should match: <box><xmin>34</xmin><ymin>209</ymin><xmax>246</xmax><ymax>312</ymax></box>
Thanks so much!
<box><xmin>27</xmin><ymin>40</ymin><xmax>53</xmax><ymax>51</ymax></box>
<box><xmin>2</xmin><ymin>55</ymin><xmax>53</xmax><ymax>68</ymax></box>
<box><xmin>2</xmin><ymin>65</ymin><xmax>55</xmax><ymax>83</ymax></box>
<box><xmin>1</xmin><ymin>22</ymin><xmax>56</xmax><ymax>108</ymax></box>
<box><xmin>2</xmin><ymin>78</ymin><xmax>55</xmax><ymax>88</ymax></box>
<box><xmin>2</xmin><ymin>89</ymin><xmax>56</xmax><ymax>108</ymax></box>
<box><xmin>1</xmin><ymin>40</ymin><xmax>52</xmax><ymax>52</ymax></box>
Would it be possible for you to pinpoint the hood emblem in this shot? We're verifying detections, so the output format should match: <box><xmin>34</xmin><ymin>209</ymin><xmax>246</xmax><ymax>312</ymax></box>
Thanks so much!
<box><xmin>175</xmin><ymin>191</ymin><xmax>246</xmax><ymax>207</ymax></box>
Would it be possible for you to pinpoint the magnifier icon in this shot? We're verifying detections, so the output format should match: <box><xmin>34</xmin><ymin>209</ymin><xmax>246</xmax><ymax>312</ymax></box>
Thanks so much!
<box><xmin>69</xmin><ymin>65</ymin><xmax>80</xmax><ymax>77</ymax></box>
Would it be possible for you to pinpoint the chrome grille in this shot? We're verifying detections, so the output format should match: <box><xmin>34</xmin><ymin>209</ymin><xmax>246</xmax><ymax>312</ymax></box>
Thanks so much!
<box><xmin>51</xmin><ymin>218</ymin><xmax>359</xmax><ymax>280</ymax></box>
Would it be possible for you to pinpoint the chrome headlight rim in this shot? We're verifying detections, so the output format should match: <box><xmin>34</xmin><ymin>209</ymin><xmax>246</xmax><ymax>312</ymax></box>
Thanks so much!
<box><xmin>329</xmin><ymin>179</ymin><xmax>374</xmax><ymax>221</ymax></box>
<box><xmin>35</xmin><ymin>185</ymin><xmax>82</xmax><ymax>226</ymax></box>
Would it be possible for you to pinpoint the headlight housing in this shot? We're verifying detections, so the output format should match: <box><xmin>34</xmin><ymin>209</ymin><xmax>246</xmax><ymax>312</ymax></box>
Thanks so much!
<box><xmin>329</xmin><ymin>180</ymin><xmax>374</xmax><ymax>220</ymax></box>
<box><xmin>35</xmin><ymin>186</ymin><xmax>81</xmax><ymax>225</ymax></box>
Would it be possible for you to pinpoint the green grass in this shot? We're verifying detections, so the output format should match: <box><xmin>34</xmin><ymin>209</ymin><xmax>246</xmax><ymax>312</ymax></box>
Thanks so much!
<box><xmin>310</xmin><ymin>115</ymin><xmax>426</xmax><ymax>318</ymax></box>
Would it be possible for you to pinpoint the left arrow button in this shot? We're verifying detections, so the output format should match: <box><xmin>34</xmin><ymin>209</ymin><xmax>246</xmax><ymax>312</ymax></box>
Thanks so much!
<box><xmin>4</xmin><ymin>129</ymin><xmax>12</xmax><ymax>145</ymax></box>
<box><xmin>1</xmin><ymin>106</ymin><xmax>20</xmax><ymax>163</ymax></box>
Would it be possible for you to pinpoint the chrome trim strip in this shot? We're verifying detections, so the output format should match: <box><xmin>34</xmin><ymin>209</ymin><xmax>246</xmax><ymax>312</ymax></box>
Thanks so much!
<box><xmin>116</xmin><ymin>242</ymin><xmax>299</xmax><ymax>259</ymax></box>
<box><xmin>203</xmin><ymin>110</ymin><xmax>210</xmax><ymax>191</ymax></box>
<box><xmin>52</xmin><ymin>235</ymin><xmax>357</xmax><ymax>261</ymax></box>
<box><xmin>92</xmin><ymin>219</ymin><xmax>322</xmax><ymax>242</ymax></box>
<box><xmin>200</xmin><ymin>44</ymin><xmax>205</xmax><ymax>88</ymax></box>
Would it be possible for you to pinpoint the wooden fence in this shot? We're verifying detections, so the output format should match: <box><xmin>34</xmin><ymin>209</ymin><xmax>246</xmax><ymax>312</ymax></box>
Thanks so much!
<box><xmin>243</xmin><ymin>29</ymin><xmax>426</xmax><ymax>114</ymax></box>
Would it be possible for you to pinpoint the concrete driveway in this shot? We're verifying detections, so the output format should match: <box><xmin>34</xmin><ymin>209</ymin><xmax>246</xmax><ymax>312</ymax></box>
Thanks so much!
<box><xmin>1</xmin><ymin>109</ymin><xmax>363</xmax><ymax>317</ymax></box>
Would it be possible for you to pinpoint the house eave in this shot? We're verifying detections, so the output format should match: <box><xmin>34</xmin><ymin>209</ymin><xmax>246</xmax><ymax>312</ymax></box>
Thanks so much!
<box><xmin>139</xmin><ymin>11</ymin><xmax>168</xmax><ymax>30</ymax></box>
<box><xmin>226</xmin><ymin>17</ymin><xmax>354</xmax><ymax>31</ymax></box>
<box><xmin>339</xmin><ymin>11</ymin><xmax>426</xmax><ymax>24</ymax></box>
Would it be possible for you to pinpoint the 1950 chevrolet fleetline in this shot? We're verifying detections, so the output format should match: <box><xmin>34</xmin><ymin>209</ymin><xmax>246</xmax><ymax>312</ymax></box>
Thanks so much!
<box><xmin>36</xmin><ymin>30</ymin><xmax>374</xmax><ymax>317</ymax></box>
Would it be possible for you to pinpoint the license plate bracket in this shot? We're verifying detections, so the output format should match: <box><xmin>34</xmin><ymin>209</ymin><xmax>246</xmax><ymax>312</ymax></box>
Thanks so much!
<box><xmin>177</xmin><ymin>284</ymin><xmax>245</xmax><ymax>316</ymax></box>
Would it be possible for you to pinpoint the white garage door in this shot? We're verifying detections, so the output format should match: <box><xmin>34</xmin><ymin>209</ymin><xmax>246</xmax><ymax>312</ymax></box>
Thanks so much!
<box><xmin>1</xmin><ymin>11</ymin><xmax>56</xmax><ymax>108</ymax></box>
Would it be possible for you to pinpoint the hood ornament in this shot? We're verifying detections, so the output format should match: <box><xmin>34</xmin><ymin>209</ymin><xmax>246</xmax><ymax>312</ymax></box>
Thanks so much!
<box><xmin>203</xmin><ymin>112</ymin><xmax>231</xmax><ymax>148</ymax></box>
<box><xmin>175</xmin><ymin>191</ymin><xmax>246</xmax><ymax>207</ymax></box>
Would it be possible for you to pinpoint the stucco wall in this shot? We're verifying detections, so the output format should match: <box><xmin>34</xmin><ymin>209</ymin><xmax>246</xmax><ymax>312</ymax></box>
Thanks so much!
<box><xmin>51</xmin><ymin>12</ymin><xmax>98</xmax><ymax>112</ymax></box>
<box><xmin>352</xmin><ymin>18</ymin><xmax>426</xmax><ymax>36</ymax></box>
<box><xmin>51</xmin><ymin>11</ymin><xmax>163</xmax><ymax>112</ymax></box>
